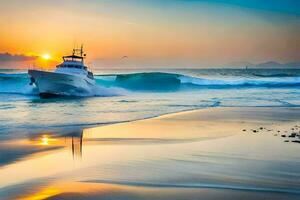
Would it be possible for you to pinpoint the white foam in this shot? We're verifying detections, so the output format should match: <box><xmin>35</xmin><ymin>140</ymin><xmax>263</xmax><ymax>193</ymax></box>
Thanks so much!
<box><xmin>89</xmin><ymin>85</ymin><xmax>127</xmax><ymax>97</ymax></box>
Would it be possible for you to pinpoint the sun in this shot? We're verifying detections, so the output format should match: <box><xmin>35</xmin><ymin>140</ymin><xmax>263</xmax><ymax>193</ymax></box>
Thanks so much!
<box><xmin>42</xmin><ymin>53</ymin><xmax>51</xmax><ymax>60</ymax></box>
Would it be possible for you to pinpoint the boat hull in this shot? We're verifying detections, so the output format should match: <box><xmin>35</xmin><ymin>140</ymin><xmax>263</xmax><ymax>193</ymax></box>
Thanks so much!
<box><xmin>28</xmin><ymin>70</ymin><xmax>95</xmax><ymax>97</ymax></box>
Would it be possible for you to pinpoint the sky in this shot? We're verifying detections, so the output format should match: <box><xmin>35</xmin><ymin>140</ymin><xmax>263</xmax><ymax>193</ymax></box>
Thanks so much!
<box><xmin>0</xmin><ymin>0</ymin><xmax>299</xmax><ymax>69</ymax></box>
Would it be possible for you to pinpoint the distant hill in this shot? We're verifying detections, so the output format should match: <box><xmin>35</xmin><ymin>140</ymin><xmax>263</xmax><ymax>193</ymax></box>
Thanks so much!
<box><xmin>225</xmin><ymin>61</ymin><xmax>255</xmax><ymax>68</ymax></box>
<box><xmin>255</xmin><ymin>61</ymin><xmax>284</xmax><ymax>68</ymax></box>
<box><xmin>223</xmin><ymin>61</ymin><xmax>300</xmax><ymax>69</ymax></box>
<box><xmin>255</xmin><ymin>61</ymin><xmax>300</xmax><ymax>69</ymax></box>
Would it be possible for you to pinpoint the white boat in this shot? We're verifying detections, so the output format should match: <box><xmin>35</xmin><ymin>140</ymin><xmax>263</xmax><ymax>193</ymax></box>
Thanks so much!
<box><xmin>28</xmin><ymin>46</ymin><xmax>95</xmax><ymax>97</ymax></box>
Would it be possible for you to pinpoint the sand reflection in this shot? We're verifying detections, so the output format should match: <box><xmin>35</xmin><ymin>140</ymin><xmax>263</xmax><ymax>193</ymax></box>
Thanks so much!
<box><xmin>1</xmin><ymin>108</ymin><xmax>300</xmax><ymax>200</ymax></box>
<box><xmin>30</xmin><ymin>131</ymin><xmax>84</xmax><ymax>159</ymax></box>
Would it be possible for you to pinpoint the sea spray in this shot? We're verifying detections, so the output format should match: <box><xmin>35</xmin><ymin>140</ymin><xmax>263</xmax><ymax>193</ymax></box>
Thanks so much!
<box><xmin>89</xmin><ymin>85</ymin><xmax>127</xmax><ymax>97</ymax></box>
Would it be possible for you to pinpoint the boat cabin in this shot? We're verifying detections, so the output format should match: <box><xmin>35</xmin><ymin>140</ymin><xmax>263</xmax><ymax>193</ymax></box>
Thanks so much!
<box><xmin>55</xmin><ymin>46</ymin><xmax>94</xmax><ymax>79</ymax></box>
<box><xmin>63</xmin><ymin>55</ymin><xmax>84</xmax><ymax>63</ymax></box>
<box><xmin>56</xmin><ymin>63</ymin><xmax>88</xmax><ymax>70</ymax></box>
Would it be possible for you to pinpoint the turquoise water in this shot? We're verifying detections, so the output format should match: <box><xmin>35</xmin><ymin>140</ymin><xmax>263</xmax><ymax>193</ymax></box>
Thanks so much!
<box><xmin>0</xmin><ymin>68</ymin><xmax>300</xmax><ymax>139</ymax></box>
<box><xmin>0</xmin><ymin>69</ymin><xmax>300</xmax><ymax>199</ymax></box>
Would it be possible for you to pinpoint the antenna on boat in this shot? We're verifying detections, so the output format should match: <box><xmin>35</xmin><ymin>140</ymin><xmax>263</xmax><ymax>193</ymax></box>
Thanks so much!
<box><xmin>81</xmin><ymin>44</ymin><xmax>87</xmax><ymax>58</ymax></box>
<box><xmin>70</xmin><ymin>44</ymin><xmax>86</xmax><ymax>59</ymax></box>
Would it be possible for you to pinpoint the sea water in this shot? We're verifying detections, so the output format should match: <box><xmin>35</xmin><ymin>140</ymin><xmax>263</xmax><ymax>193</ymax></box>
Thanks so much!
<box><xmin>0</xmin><ymin>68</ymin><xmax>299</xmax><ymax>139</ymax></box>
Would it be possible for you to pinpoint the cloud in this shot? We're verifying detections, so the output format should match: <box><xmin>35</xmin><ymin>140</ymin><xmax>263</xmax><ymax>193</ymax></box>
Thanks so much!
<box><xmin>0</xmin><ymin>53</ymin><xmax>37</xmax><ymax>62</ymax></box>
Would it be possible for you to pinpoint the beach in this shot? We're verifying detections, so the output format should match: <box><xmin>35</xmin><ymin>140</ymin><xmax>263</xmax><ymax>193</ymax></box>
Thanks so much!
<box><xmin>1</xmin><ymin>0</ymin><xmax>300</xmax><ymax>199</ymax></box>
<box><xmin>1</xmin><ymin>107</ymin><xmax>300</xmax><ymax>200</ymax></box>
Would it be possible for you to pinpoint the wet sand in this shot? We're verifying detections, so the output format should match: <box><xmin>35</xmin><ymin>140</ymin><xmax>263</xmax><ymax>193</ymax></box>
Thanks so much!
<box><xmin>0</xmin><ymin>107</ymin><xmax>300</xmax><ymax>200</ymax></box>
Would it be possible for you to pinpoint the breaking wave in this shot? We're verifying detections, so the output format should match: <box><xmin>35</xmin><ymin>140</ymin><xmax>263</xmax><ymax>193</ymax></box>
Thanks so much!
<box><xmin>95</xmin><ymin>72</ymin><xmax>300</xmax><ymax>90</ymax></box>
<box><xmin>1</xmin><ymin>71</ymin><xmax>300</xmax><ymax>96</ymax></box>
<box><xmin>251</xmin><ymin>73</ymin><xmax>298</xmax><ymax>78</ymax></box>
<box><xmin>178</xmin><ymin>74</ymin><xmax>300</xmax><ymax>87</ymax></box>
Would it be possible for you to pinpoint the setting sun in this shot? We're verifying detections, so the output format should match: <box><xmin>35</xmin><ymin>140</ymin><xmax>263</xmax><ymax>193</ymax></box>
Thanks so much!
<box><xmin>42</xmin><ymin>54</ymin><xmax>51</xmax><ymax>60</ymax></box>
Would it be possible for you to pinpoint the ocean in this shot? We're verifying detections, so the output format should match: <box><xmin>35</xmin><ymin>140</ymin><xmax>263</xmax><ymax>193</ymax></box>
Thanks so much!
<box><xmin>1</xmin><ymin>68</ymin><xmax>300</xmax><ymax>199</ymax></box>
<box><xmin>0</xmin><ymin>68</ymin><xmax>300</xmax><ymax>140</ymax></box>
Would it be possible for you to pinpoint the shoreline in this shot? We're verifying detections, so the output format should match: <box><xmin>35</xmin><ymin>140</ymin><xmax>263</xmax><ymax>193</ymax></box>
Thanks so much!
<box><xmin>2</xmin><ymin>105</ymin><xmax>300</xmax><ymax>142</ymax></box>
<box><xmin>1</xmin><ymin>106</ymin><xmax>300</xmax><ymax>166</ymax></box>
<box><xmin>0</xmin><ymin>106</ymin><xmax>300</xmax><ymax>200</ymax></box>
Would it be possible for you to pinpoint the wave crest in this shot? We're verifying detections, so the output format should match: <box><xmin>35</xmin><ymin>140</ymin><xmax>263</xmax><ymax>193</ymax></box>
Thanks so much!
<box><xmin>1</xmin><ymin>71</ymin><xmax>300</xmax><ymax>96</ymax></box>
<box><xmin>95</xmin><ymin>72</ymin><xmax>300</xmax><ymax>89</ymax></box>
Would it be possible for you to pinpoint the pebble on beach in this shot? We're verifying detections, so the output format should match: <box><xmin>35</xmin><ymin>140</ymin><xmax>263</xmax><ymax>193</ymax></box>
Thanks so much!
<box><xmin>245</xmin><ymin>125</ymin><xmax>300</xmax><ymax>144</ymax></box>
<box><xmin>289</xmin><ymin>133</ymin><xmax>297</xmax><ymax>138</ymax></box>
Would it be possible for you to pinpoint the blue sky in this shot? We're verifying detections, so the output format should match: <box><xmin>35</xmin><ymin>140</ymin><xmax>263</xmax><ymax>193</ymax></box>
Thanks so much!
<box><xmin>177</xmin><ymin>0</ymin><xmax>300</xmax><ymax>15</ymax></box>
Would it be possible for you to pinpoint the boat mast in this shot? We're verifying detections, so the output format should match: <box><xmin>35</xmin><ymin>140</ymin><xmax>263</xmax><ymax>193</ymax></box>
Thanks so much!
<box><xmin>72</xmin><ymin>45</ymin><xmax>83</xmax><ymax>56</ymax></box>
<box><xmin>80</xmin><ymin>44</ymin><xmax>83</xmax><ymax>57</ymax></box>
<box><xmin>69</xmin><ymin>44</ymin><xmax>86</xmax><ymax>62</ymax></box>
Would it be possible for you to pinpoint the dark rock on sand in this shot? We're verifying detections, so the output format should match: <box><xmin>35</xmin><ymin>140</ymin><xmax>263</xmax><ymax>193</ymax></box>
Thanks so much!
<box><xmin>292</xmin><ymin>140</ymin><xmax>300</xmax><ymax>144</ymax></box>
<box><xmin>289</xmin><ymin>133</ymin><xmax>297</xmax><ymax>138</ymax></box>
<box><xmin>281</xmin><ymin>135</ymin><xmax>286</xmax><ymax>137</ymax></box>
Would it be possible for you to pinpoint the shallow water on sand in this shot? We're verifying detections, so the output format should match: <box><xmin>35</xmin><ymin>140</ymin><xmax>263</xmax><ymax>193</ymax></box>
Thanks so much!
<box><xmin>0</xmin><ymin>108</ymin><xmax>300</xmax><ymax>200</ymax></box>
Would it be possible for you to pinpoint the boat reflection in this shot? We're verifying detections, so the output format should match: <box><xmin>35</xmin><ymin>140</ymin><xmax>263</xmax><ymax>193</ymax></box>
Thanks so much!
<box><xmin>0</xmin><ymin>130</ymin><xmax>80</xmax><ymax>168</ymax></box>
<box><xmin>28</xmin><ymin>130</ymin><xmax>84</xmax><ymax>159</ymax></box>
